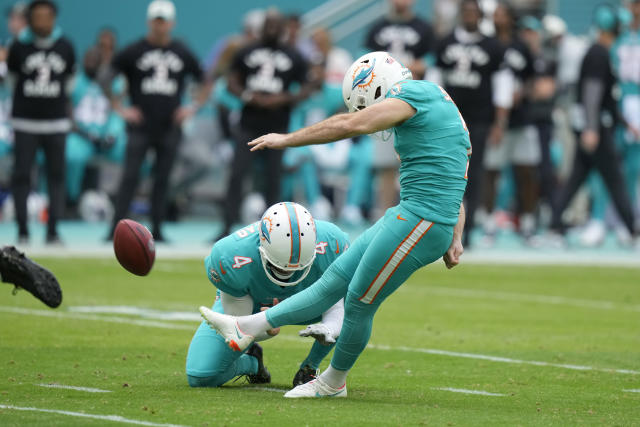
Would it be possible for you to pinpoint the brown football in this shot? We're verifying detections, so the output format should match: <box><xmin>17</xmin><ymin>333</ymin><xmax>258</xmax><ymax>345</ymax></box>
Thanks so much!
<box><xmin>113</xmin><ymin>219</ymin><xmax>155</xmax><ymax>276</ymax></box>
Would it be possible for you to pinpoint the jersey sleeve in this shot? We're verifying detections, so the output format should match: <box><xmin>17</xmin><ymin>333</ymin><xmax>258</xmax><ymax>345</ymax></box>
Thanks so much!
<box><xmin>582</xmin><ymin>47</ymin><xmax>610</xmax><ymax>81</ymax></box>
<box><xmin>6</xmin><ymin>40</ymin><xmax>21</xmax><ymax>73</ymax></box>
<box><xmin>315</xmin><ymin>221</ymin><xmax>351</xmax><ymax>260</ymax></box>
<box><xmin>229</xmin><ymin>46</ymin><xmax>249</xmax><ymax>79</ymax></box>
<box><xmin>65</xmin><ymin>39</ymin><xmax>76</xmax><ymax>76</ymax></box>
<box><xmin>180</xmin><ymin>42</ymin><xmax>204</xmax><ymax>82</ymax></box>
<box><xmin>385</xmin><ymin>80</ymin><xmax>428</xmax><ymax>126</ymax></box>
<box><xmin>112</xmin><ymin>44</ymin><xmax>136</xmax><ymax>75</ymax></box>
<box><xmin>203</xmin><ymin>242</ymin><xmax>248</xmax><ymax>298</ymax></box>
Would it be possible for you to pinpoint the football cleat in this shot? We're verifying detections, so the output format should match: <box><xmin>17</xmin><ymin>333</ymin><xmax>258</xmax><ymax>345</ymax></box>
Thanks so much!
<box><xmin>292</xmin><ymin>365</ymin><xmax>318</xmax><ymax>387</ymax></box>
<box><xmin>199</xmin><ymin>306</ymin><xmax>255</xmax><ymax>352</ymax></box>
<box><xmin>0</xmin><ymin>246</ymin><xmax>62</xmax><ymax>308</ymax></box>
<box><xmin>298</xmin><ymin>323</ymin><xmax>337</xmax><ymax>346</ymax></box>
<box><xmin>284</xmin><ymin>377</ymin><xmax>347</xmax><ymax>398</ymax></box>
<box><xmin>246</xmin><ymin>343</ymin><xmax>271</xmax><ymax>384</ymax></box>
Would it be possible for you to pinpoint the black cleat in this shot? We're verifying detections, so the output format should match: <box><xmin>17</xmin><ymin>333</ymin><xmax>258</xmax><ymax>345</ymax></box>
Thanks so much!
<box><xmin>0</xmin><ymin>246</ymin><xmax>62</xmax><ymax>308</ymax></box>
<box><xmin>246</xmin><ymin>343</ymin><xmax>271</xmax><ymax>384</ymax></box>
<box><xmin>292</xmin><ymin>365</ymin><xmax>318</xmax><ymax>387</ymax></box>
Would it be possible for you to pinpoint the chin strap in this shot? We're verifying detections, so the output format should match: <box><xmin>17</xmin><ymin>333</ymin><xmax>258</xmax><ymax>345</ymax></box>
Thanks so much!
<box><xmin>268</xmin><ymin>264</ymin><xmax>294</xmax><ymax>280</ymax></box>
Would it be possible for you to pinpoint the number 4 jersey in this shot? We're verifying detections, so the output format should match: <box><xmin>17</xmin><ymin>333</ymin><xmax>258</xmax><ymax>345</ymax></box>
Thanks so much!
<box><xmin>204</xmin><ymin>220</ymin><xmax>350</xmax><ymax>313</ymax></box>
<box><xmin>386</xmin><ymin>79</ymin><xmax>471</xmax><ymax>226</ymax></box>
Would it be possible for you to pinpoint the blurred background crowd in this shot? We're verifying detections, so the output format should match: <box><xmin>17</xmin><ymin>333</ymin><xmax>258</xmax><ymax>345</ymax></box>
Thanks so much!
<box><xmin>0</xmin><ymin>0</ymin><xmax>639</xmax><ymax>250</ymax></box>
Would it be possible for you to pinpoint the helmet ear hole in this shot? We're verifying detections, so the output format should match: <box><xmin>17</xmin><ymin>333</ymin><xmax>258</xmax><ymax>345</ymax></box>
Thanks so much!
<box><xmin>374</xmin><ymin>86</ymin><xmax>382</xmax><ymax>100</ymax></box>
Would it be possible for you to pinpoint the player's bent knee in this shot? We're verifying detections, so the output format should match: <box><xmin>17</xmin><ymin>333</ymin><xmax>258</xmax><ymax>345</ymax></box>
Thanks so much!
<box><xmin>186</xmin><ymin>374</ymin><xmax>225</xmax><ymax>388</ymax></box>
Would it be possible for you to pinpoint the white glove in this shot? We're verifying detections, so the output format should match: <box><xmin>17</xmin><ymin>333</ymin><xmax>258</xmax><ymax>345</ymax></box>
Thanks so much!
<box><xmin>298</xmin><ymin>323</ymin><xmax>338</xmax><ymax>346</ymax></box>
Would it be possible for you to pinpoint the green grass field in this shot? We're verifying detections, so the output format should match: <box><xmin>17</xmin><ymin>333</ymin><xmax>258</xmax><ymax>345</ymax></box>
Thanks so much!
<box><xmin>1</xmin><ymin>257</ymin><xmax>639</xmax><ymax>426</ymax></box>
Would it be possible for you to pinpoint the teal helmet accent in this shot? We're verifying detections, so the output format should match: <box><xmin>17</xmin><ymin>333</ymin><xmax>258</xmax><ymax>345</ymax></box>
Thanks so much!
<box><xmin>520</xmin><ymin>15</ymin><xmax>542</xmax><ymax>32</ymax></box>
<box><xmin>618</xmin><ymin>6</ymin><xmax>633</xmax><ymax>29</ymax></box>
<box><xmin>593</xmin><ymin>4</ymin><xmax>619</xmax><ymax>33</ymax></box>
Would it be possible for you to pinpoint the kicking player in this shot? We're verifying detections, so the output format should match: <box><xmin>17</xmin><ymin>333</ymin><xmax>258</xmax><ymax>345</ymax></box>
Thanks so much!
<box><xmin>187</xmin><ymin>202</ymin><xmax>350</xmax><ymax>388</ymax></box>
<box><xmin>199</xmin><ymin>51</ymin><xmax>469</xmax><ymax>398</ymax></box>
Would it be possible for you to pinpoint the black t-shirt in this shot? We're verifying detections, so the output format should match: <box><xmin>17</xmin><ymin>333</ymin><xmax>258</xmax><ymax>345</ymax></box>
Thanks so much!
<box><xmin>7</xmin><ymin>36</ymin><xmax>75</xmax><ymax>121</ymax></box>
<box><xmin>365</xmin><ymin>16</ymin><xmax>435</xmax><ymax>66</ymax></box>
<box><xmin>231</xmin><ymin>41</ymin><xmax>308</xmax><ymax>133</ymax></box>
<box><xmin>502</xmin><ymin>37</ymin><xmax>534</xmax><ymax>128</ymax></box>
<box><xmin>577</xmin><ymin>43</ymin><xmax>616</xmax><ymax>128</ymax></box>
<box><xmin>112</xmin><ymin>38</ymin><xmax>203</xmax><ymax>131</ymax></box>
<box><xmin>529</xmin><ymin>53</ymin><xmax>558</xmax><ymax>124</ymax></box>
<box><xmin>436</xmin><ymin>30</ymin><xmax>506</xmax><ymax>124</ymax></box>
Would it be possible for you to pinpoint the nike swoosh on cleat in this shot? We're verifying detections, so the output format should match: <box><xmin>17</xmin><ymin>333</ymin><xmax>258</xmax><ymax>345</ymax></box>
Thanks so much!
<box><xmin>234</xmin><ymin>324</ymin><xmax>243</xmax><ymax>340</ymax></box>
<box><xmin>397</xmin><ymin>215</ymin><xmax>407</xmax><ymax>221</ymax></box>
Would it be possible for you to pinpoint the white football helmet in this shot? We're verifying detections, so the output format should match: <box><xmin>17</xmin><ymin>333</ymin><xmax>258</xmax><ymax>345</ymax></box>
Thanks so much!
<box><xmin>258</xmin><ymin>202</ymin><xmax>317</xmax><ymax>287</ymax></box>
<box><xmin>342</xmin><ymin>51</ymin><xmax>412</xmax><ymax>112</ymax></box>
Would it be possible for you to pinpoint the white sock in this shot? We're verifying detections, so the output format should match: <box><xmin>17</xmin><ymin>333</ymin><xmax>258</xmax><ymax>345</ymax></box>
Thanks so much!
<box><xmin>319</xmin><ymin>365</ymin><xmax>348</xmax><ymax>389</ymax></box>
<box><xmin>237</xmin><ymin>311</ymin><xmax>272</xmax><ymax>337</ymax></box>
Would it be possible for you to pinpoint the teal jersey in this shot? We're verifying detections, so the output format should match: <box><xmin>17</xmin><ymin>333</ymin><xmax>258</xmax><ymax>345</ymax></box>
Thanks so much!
<box><xmin>611</xmin><ymin>28</ymin><xmax>640</xmax><ymax>97</ymax></box>
<box><xmin>204</xmin><ymin>220</ymin><xmax>350</xmax><ymax>312</ymax></box>
<box><xmin>284</xmin><ymin>83</ymin><xmax>344</xmax><ymax>167</ymax></box>
<box><xmin>386</xmin><ymin>79</ymin><xmax>471</xmax><ymax>225</ymax></box>
<box><xmin>71</xmin><ymin>73</ymin><xmax>125</xmax><ymax>138</ymax></box>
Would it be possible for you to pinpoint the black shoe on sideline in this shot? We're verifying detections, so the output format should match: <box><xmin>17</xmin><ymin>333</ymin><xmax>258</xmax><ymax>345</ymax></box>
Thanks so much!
<box><xmin>0</xmin><ymin>246</ymin><xmax>62</xmax><ymax>308</ymax></box>
<box><xmin>45</xmin><ymin>234</ymin><xmax>63</xmax><ymax>246</ymax></box>
<box><xmin>246</xmin><ymin>343</ymin><xmax>271</xmax><ymax>384</ymax></box>
<box><xmin>292</xmin><ymin>365</ymin><xmax>318</xmax><ymax>387</ymax></box>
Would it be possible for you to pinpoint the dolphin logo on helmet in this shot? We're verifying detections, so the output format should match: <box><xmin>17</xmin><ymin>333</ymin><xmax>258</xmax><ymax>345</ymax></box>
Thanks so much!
<box><xmin>351</xmin><ymin>58</ymin><xmax>376</xmax><ymax>90</ymax></box>
<box><xmin>260</xmin><ymin>217</ymin><xmax>272</xmax><ymax>244</ymax></box>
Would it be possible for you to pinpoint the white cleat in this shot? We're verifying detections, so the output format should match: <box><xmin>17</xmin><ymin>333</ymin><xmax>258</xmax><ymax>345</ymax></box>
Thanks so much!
<box><xmin>283</xmin><ymin>377</ymin><xmax>347</xmax><ymax>398</ymax></box>
<box><xmin>199</xmin><ymin>306</ymin><xmax>254</xmax><ymax>352</ymax></box>
<box><xmin>298</xmin><ymin>323</ymin><xmax>338</xmax><ymax>346</ymax></box>
<box><xmin>580</xmin><ymin>220</ymin><xmax>606</xmax><ymax>247</ymax></box>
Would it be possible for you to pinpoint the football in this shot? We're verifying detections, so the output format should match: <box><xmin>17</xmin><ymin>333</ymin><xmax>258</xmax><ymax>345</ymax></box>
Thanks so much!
<box><xmin>113</xmin><ymin>219</ymin><xmax>155</xmax><ymax>276</ymax></box>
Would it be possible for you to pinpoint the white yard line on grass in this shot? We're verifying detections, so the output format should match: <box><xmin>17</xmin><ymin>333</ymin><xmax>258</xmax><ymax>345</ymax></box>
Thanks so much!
<box><xmin>0</xmin><ymin>306</ymin><xmax>194</xmax><ymax>331</ymax></box>
<box><xmin>418</xmin><ymin>286</ymin><xmax>640</xmax><ymax>312</ymax></box>
<box><xmin>2</xmin><ymin>305</ymin><xmax>638</xmax><ymax>376</ymax></box>
<box><xmin>367</xmin><ymin>344</ymin><xmax>640</xmax><ymax>375</ymax></box>
<box><xmin>623</xmin><ymin>389</ymin><xmax>640</xmax><ymax>393</ymax></box>
<box><xmin>0</xmin><ymin>405</ymin><xmax>187</xmax><ymax>427</ymax></box>
<box><xmin>68</xmin><ymin>306</ymin><xmax>202</xmax><ymax>322</ymax></box>
<box><xmin>249</xmin><ymin>386</ymin><xmax>288</xmax><ymax>393</ymax></box>
<box><xmin>432</xmin><ymin>387</ymin><xmax>506</xmax><ymax>396</ymax></box>
<box><xmin>36</xmin><ymin>383</ymin><xmax>111</xmax><ymax>393</ymax></box>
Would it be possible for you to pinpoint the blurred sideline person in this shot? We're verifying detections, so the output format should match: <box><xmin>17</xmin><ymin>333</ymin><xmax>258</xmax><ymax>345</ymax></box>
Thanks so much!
<box><xmin>200</xmin><ymin>51</ymin><xmax>468</xmax><ymax>398</ymax></box>
<box><xmin>364</xmin><ymin>0</ymin><xmax>436</xmax><ymax>219</ymax></box>
<box><xmin>95</xmin><ymin>27</ymin><xmax>117</xmax><ymax>82</ymax></box>
<box><xmin>101</xmin><ymin>0</ymin><xmax>211</xmax><ymax>242</ymax></box>
<box><xmin>204</xmin><ymin>9</ymin><xmax>264</xmax><ymax>158</ymax></box>
<box><xmin>550</xmin><ymin>5</ymin><xmax>637</xmax><ymax>242</ymax></box>
<box><xmin>611</xmin><ymin>0</ymin><xmax>640</xmax><ymax>228</ymax></box>
<box><xmin>433</xmin><ymin>0</ymin><xmax>513</xmax><ymax>247</ymax></box>
<box><xmin>1</xmin><ymin>245</ymin><xmax>61</xmax><ymax>308</ymax></box>
<box><xmin>215</xmin><ymin>9</ymin><xmax>314</xmax><ymax>241</ymax></box>
<box><xmin>0</xmin><ymin>3</ymin><xmax>27</xmax><ymax>165</ymax></box>
<box><xmin>187</xmin><ymin>202</ymin><xmax>349</xmax><ymax>388</ymax></box>
<box><xmin>282</xmin><ymin>28</ymin><xmax>373</xmax><ymax>223</ymax></box>
<box><xmin>65</xmin><ymin>48</ymin><xmax>125</xmax><ymax>209</ymax></box>
<box><xmin>483</xmin><ymin>3</ymin><xmax>539</xmax><ymax>242</ymax></box>
<box><xmin>520</xmin><ymin>16</ymin><xmax>558</xmax><ymax>220</ymax></box>
<box><xmin>7</xmin><ymin>0</ymin><xmax>75</xmax><ymax>244</ymax></box>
